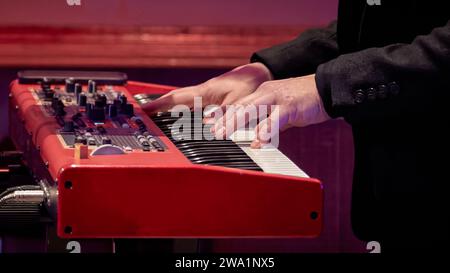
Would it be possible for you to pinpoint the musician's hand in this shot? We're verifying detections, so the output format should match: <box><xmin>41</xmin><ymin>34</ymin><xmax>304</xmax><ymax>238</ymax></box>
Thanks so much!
<box><xmin>212</xmin><ymin>74</ymin><xmax>331</xmax><ymax>148</ymax></box>
<box><xmin>142</xmin><ymin>62</ymin><xmax>273</xmax><ymax>114</ymax></box>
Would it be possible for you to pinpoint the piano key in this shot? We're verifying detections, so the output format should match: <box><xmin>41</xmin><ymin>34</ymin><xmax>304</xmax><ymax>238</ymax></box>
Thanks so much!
<box><xmin>149</xmin><ymin>110</ymin><xmax>308</xmax><ymax>177</ymax></box>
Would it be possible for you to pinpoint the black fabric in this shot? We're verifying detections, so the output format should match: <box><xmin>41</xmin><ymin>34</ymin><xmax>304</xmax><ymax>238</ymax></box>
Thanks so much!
<box><xmin>251</xmin><ymin>0</ymin><xmax>450</xmax><ymax>251</ymax></box>
<box><xmin>251</xmin><ymin>21</ymin><xmax>339</xmax><ymax>79</ymax></box>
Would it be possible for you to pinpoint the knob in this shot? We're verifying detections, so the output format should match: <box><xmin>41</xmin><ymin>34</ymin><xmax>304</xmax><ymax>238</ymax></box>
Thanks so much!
<box><xmin>74</xmin><ymin>83</ymin><xmax>82</xmax><ymax>101</ymax></box>
<box><xmin>78</xmin><ymin>93</ymin><xmax>87</xmax><ymax>107</ymax></box>
<box><xmin>65</xmin><ymin>78</ymin><xmax>75</xmax><ymax>93</ymax></box>
<box><xmin>95</xmin><ymin>94</ymin><xmax>107</xmax><ymax>108</ymax></box>
<box><xmin>88</xmin><ymin>80</ymin><xmax>97</xmax><ymax>94</ymax></box>
<box><xmin>41</xmin><ymin>77</ymin><xmax>51</xmax><ymax>92</ymax></box>
<box><xmin>89</xmin><ymin>106</ymin><xmax>105</xmax><ymax>122</ymax></box>
<box><xmin>86</xmin><ymin>103</ymin><xmax>93</xmax><ymax>117</ymax></box>
<box><xmin>55</xmin><ymin>103</ymin><xmax>66</xmax><ymax>116</ymax></box>
<box><xmin>121</xmin><ymin>104</ymin><xmax>134</xmax><ymax>117</ymax></box>
<box><xmin>119</xmin><ymin>94</ymin><xmax>127</xmax><ymax>105</ymax></box>
<box><xmin>62</xmin><ymin>121</ymin><xmax>75</xmax><ymax>132</ymax></box>
<box><xmin>108</xmin><ymin>104</ymin><xmax>118</xmax><ymax>118</ymax></box>
<box><xmin>51</xmin><ymin>97</ymin><xmax>59</xmax><ymax>110</ymax></box>
<box><xmin>44</xmin><ymin>90</ymin><xmax>55</xmax><ymax>100</ymax></box>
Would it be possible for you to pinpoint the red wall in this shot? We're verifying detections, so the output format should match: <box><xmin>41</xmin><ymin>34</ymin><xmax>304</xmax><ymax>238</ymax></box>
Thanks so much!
<box><xmin>0</xmin><ymin>0</ymin><xmax>337</xmax><ymax>26</ymax></box>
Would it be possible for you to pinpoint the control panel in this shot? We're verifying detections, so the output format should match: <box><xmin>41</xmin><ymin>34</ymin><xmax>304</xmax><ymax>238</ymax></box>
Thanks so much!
<box><xmin>33</xmin><ymin>78</ymin><xmax>165</xmax><ymax>153</ymax></box>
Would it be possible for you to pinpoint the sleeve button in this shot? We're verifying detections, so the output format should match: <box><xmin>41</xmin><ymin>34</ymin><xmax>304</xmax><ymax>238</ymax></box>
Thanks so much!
<box><xmin>388</xmin><ymin>82</ymin><xmax>400</xmax><ymax>96</ymax></box>
<box><xmin>377</xmin><ymin>84</ymin><xmax>388</xmax><ymax>99</ymax></box>
<box><xmin>354</xmin><ymin>89</ymin><xmax>366</xmax><ymax>104</ymax></box>
<box><xmin>367</xmin><ymin>88</ymin><xmax>377</xmax><ymax>101</ymax></box>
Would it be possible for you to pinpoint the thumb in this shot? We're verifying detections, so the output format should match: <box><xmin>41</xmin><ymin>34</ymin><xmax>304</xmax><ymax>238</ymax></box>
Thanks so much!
<box><xmin>251</xmin><ymin>106</ymin><xmax>290</xmax><ymax>149</ymax></box>
<box><xmin>142</xmin><ymin>86</ymin><xmax>201</xmax><ymax>114</ymax></box>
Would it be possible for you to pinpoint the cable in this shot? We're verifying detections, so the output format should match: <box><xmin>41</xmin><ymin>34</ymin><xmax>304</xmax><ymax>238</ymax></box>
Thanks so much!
<box><xmin>0</xmin><ymin>185</ymin><xmax>45</xmax><ymax>204</ymax></box>
<box><xmin>0</xmin><ymin>190</ymin><xmax>45</xmax><ymax>204</ymax></box>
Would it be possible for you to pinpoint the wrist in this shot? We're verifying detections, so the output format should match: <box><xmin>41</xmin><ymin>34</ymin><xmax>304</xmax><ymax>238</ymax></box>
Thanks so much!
<box><xmin>249</xmin><ymin>62</ymin><xmax>274</xmax><ymax>82</ymax></box>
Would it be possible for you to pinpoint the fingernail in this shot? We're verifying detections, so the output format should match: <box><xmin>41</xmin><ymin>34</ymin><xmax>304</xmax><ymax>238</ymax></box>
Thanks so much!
<box><xmin>203</xmin><ymin>117</ymin><xmax>215</xmax><ymax>125</ymax></box>
<box><xmin>251</xmin><ymin>140</ymin><xmax>262</xmax><ymax>149</ymax></box>
<box><xmin>214</xmin><ymin>127</ymin><xmax>225</xmax><ymax>139</ymax></box>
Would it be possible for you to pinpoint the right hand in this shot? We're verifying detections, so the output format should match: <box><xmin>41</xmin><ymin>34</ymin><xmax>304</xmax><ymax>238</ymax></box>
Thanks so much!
<box><xmin>142</xmin><ymin>62</ymin><xmax>273</xmax><ymax>114</ymax></box>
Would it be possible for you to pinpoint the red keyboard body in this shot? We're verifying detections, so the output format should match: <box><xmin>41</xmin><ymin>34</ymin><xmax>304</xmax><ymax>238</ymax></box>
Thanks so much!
<box><xmin>8</xmin><ymin>73</ymin><xmax>323</xmax><ymax>239</ymax></box>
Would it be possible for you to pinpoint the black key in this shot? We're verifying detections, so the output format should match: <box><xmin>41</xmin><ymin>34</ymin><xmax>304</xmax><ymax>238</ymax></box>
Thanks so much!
<box><xmin>151</xmin><ymin>112</ymin><xmax>262</xmax><ymax>172</ymax></box>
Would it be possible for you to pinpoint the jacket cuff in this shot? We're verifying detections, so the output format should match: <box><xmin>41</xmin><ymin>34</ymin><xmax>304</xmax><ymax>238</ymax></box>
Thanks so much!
<box><xmin>315</xmin><ymin>62</ymin><xmax>344</xmax><ymax>118</ymax></box>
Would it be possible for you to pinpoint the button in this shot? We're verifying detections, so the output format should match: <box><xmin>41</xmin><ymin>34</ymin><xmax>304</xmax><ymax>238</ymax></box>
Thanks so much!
<box><xmin>388</xmin><ymin>82</ymin><xmax>400</xmax><ymax>96</ymax></box>
<box><xmin>377</xmin><ymin>84</ymin><xmax>388</xmax><ymax>99</ymax></box>
<box><xmin>88</xmin><ymin>138</ymin><xmax>97</xmax><ymax>146</ymax></box>
<box><xmin>367</xmin><ymin>88</ymin><xmax>377</xmax><ymax>101</ymax></box>
<box><xmin>75</xmin><ymin>136</ymin><xmax>87</xmax><ymax>145</ymax></box>
<box><xmin>97</xmin><ymin>126</ymin><xmax>107</xmax><ymax>134</ymax></box>
<box><xmin>101</xmin><ymin>137</ymin><xmax>112</xmax><ymax>145</ymax></box>
<box><xmin>354</xmin><ymin>89</ymin><xmax>366</xmax><ymax>104</ymax></box>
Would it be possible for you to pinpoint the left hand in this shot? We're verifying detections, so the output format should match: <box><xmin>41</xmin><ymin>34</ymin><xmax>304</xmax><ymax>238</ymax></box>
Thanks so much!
<box><xmin>211</xmin><ymin>74</ymin><xmax>332</xmax><ymax>148</ymax></box>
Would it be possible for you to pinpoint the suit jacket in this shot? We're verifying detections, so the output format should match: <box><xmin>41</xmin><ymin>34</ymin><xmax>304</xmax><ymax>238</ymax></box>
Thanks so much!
<box><xmin>252</xmin><ymin>0</ymin><xmax>450</xmax><ymax>246</ymax></box>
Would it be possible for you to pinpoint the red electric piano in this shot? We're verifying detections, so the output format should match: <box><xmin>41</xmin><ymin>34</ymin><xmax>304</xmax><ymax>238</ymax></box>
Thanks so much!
<box><xmin>4</xmin><ymin>70</ymin><xmax>322</xmax><ymax>246</ymax></box>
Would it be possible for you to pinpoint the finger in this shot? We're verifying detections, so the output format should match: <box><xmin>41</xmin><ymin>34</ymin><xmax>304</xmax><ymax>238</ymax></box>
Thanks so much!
<box><xmin>213</xmin><ymin>105</ymin><xmax>243</xmax><ymax>139</ymax></box>
<box><xmin>202</xmin><ymin>105</ymin><xmax>222</xmax><ymax>124</ymax></box>
<box><xmin>251</xmin><ymin>106</ymin><xmax>290</xmax><ymax>149</ymax></box>
<box><xmin>213</xmin><ymin>91</ymin><xmax>275</xmax><ymax>137</ymax></box>
<box><xmin>142</xmin><ymin>86</ymin><xmax>200</xmax><ymax>114</ymax></box>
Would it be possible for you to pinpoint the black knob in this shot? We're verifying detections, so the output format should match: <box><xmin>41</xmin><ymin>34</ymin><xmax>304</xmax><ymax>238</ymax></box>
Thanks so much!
<box><xmin>113</xmin><ymin>99</ymin><xmax>121</xmax><ymax>108</ymax></box>
<box><xmin>88</xmin><ymin>80</ymin><xmax>97</xmax><ymax>94</ymax></box>
<box><xmin>65</xmin><ymin>78</ymin><xmax>75</xmax><ymax>93</ymax></box>
<box><xmin>121</xmin><ymin>104</ymin><xmax>134</xmax><ymax>117</ymax></box>
<box><xmin>51</xmin><ymin>97</ymin><xmax>59</xmax><ymax>110</ymax></box>
<box><xmin>108</xmin><ymin>104</ymin><xmax>118</xmax><ymax>118</ymax></box>
<box><xmin>95</xmin><ymin>94</ymin><xmax>107</xmax><ymax>108</ymax></box>
<box><xmin>44</xmin><ymin>90</ymin><xmax>55</xmax><ymax>100</ymax></box>
<box><xmin>86</xmin><ymin>103</ymin><xmax>93</xmax><ymax>117</ymax></box>
<box><xmin>62</xmin><ymin>121</ymin><xmax>75</xmax><ymax>132</ymax></box>
<box><xmin>119</xmin><ymin>94</ymin><xmax>127</xmax><ymax>105</ymax></box>
<box><xmin>55</xmin><ymin>102</ymin><xmax>66</xmax><ymax>116</ymax></box>
<box><xmin>89</xmin><ymin>106</ymin><xmax>105</xmax><ymax>122</ymax></box>
<box><xmin>41</xmin><ymin>77</ymin><xmax>51</xmax><ymax>92</ymax></box>
<box><xmin>78</xmin><ymin>93</ymin><xmax>87</xmax><ymax>107</ymax></box>
<box><xmin>74</xmin><ymin>83</ymin><xmax>82</xmax><ymax>102</ymax></box>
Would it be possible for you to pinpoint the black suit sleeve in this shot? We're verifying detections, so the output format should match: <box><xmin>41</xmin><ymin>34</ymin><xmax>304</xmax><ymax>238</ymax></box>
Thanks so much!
<box><xmin>251</xmin><ymin>21</ymin><xmax>339</xmax><ymax>79</ymax></box>
<box><xmin>316</xmin><ymin>20</ymin><xmax>450</xmax><ymax>122</ymax></box>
